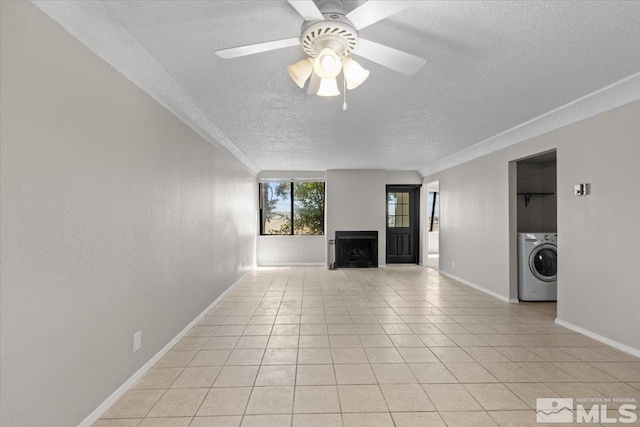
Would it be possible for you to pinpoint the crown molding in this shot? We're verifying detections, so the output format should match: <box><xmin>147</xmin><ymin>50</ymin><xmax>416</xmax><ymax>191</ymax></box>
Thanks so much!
<box><xmin>29</xmin><ymin>2</ymin><xmax>640</xmax><ymax>179</ymax></box>
<box><xmin>420</xmin><ymin>71</ymin><xmax>640</xmax><ymax>177</ymax></box>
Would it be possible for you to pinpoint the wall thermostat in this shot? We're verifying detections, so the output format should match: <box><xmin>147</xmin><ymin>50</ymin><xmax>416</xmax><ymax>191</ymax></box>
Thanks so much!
<box><xmin>574</xmin><ymin>183</ymin><xmax>589</xmax><ymax>196</ymax></box>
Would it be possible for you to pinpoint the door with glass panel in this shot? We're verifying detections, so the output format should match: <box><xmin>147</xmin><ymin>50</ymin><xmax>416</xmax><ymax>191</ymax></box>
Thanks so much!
<box><xmin>386</xmin><ymin>185</ymin><xmax>420</xmax><ymax>264</ymax></box>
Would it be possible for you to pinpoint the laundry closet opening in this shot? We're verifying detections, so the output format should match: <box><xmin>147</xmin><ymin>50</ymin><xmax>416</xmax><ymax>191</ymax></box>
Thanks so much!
<box><xmin>511</xmin><ymin>151</ymin><xmax>558</xmax><ymax>314</ymax></box>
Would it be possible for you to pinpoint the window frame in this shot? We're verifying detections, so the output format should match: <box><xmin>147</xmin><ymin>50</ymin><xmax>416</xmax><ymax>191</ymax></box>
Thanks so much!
<box><xmin>259</xmin><ymin>180</ymin><xmax>325</xmax><ymax>236</ymax></box>
<box><xmin>387</xmin><ymin>191</ymin><xmax>411</xmax><ymax>228</ymax></box>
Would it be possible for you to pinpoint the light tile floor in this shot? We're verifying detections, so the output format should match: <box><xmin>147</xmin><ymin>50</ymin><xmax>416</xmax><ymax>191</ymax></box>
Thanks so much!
<box><xmin>95</xmin><ymin>266</ymin><xmax>640</xmax><ymax>426</ymax></box>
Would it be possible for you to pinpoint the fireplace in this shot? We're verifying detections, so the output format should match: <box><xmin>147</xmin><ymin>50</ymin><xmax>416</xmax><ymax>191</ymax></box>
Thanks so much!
<box><xmin>334</xmin><ymin>231</ymin><xmax>378</xmax><ymax>268</ymax></box>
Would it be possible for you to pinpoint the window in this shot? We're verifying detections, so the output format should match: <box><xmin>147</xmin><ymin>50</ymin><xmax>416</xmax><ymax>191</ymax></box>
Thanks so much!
<box><xmin>428</xmin><ymin>191</ymin><xmax>439</xmax><ymax>232</ymax></box>
<box><xmin>387</xmin><ymin>191</ymin><xmax>410</xmax><ymax>227</ymax></box>
<box><xmin>259</xmin><ymin>181</ymin><xmax>325</xmax><ymax>235</ymax></box>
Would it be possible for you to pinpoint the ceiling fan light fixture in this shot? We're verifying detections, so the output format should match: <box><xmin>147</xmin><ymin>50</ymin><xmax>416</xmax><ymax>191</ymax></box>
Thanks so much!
<box><xmin>313</xmin><ymin>48</ymin><xmax>342</xmax><ymax>78</ymax></box>
<box><xmin>216</xmin><ymin>0</ymin><xmax>428</xmax><ymax>99</ymax></box>
<box><xmin>342</xmin><ymin>57</ymin><xmax>369</xmax><ymax>90</ymax></box>
<box><xmin>316</xmin><ymin>77</ymin><xmax>340</xmax><ymax>97</ymax></box>
<box><xmin>287</xmin><ymin>58</ymin><xmax>314</xmax><ymax>88</ymax></box>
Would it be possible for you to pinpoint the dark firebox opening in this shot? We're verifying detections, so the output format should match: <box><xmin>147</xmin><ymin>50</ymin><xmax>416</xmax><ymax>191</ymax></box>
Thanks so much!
<box><xmin>335</xmin><ymin>231</ymin><xmax>378</xmax><ymax>268</ymax></box>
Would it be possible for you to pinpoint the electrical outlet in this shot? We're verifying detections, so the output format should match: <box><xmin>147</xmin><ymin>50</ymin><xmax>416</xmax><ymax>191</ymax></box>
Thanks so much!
<box><xmin>133</xmin><ymin>330</ymin><xmax>142</xmax><ymax>353</ymax></box>
<box><xmin>451</xmin><ymin>261</ymin><xmax>455</xmax><ymax>269</ymax></box>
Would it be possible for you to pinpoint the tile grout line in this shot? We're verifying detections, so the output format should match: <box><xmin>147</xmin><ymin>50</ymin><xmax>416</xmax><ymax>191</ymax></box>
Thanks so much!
<box><xmin>98</xmin><ymin>266</ymin><xmax>639</xmax><ymax>426</ymax></box>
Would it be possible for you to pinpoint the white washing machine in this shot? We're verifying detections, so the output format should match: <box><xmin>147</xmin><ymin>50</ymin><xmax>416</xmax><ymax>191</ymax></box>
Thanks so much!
<box><xmin>518</xmin><ymin>232</ymin><xmax>557</xmax><ymax>301</ymax></box>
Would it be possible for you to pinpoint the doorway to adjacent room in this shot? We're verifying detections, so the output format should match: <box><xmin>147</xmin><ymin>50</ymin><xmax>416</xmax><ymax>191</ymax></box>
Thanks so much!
<box><xmin>426</xmin><ymin>181</ymin><xmax>440</xmax><ymax>270</ymax></box>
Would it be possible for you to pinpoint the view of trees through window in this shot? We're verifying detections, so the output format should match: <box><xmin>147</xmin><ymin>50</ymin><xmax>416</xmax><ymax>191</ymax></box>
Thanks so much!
<box><xmin>260</xmin><ymin>181</ymin><xmax>325</xmax><ymax>235</ymax></box>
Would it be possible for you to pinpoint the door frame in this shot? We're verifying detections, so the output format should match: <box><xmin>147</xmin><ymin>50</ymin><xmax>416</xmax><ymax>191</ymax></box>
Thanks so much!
<box><xmin>386</xmin><ymin>185</ymin><xmax>421</xmax><ymax>264</ymax></box>
<box><xmin>510</xmin><ymin>149</ymin><xmax>557</xmax><ymax>302</ymax></box>
<box><xmin>425</xmin><ymin>180</ymin><xmax>440</xmax><ymax>270</ymax></box>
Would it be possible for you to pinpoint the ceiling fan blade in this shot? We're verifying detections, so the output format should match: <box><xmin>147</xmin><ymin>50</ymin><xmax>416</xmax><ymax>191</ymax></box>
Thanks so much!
<box><xmin>346</xmin><ymin>1</ymin><xmax>419</xmax><ymax>30</ymax></box>
<box><xmin>353</xmin><ymin>38</ymin><xmax>426</xmax><ymax>76</ymax></box>
<box><xmin>307</xmin><ymin>72</ymin><xmax>321</xmax><ymax>95</ymax></box>
<box><xmin>288</xmin><ymin>0</ymin><xmax>325</xmax><ymax>22</ymax></box>
<box><xmin>215</xmin><ymin>37</ymin><xmax>300</xmax><ymax>59</ymax></box>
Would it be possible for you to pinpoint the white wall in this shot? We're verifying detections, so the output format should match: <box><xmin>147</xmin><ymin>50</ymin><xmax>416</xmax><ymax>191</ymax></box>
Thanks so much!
<box><xmin>258</xmin><ymin>171</ymin><xmax>326</xmax><ymax>180</ymax></box>
<box><xmin>386</xmin><ymin>170</ymin><xmax>423</xmax><ymax>185</ymax></box>
<box><xmin>257</xmin><ymin>236</ymin><xmax>325</xmax><ymax>265</ymax></box>
<box><xmin>425</xmin><ymin>154</ymin><xmax>512</xmax><ymax>297</ymax></box>
<box><xmin>0</xmin><ymin>2</ymin><xmax>256</xmax><ymax>426</ymax></box>
<box><xmin>326</xmin><ymin>170</ymin><xmax>387</xmax><ymax>267</ymax></box>
<box><xmin>424</xmin><ymin>100</ymin><xmax>640</xmax><ymax>353</ymax></box>
<box><xmin>428</xmin><ymin>232</ymin><xmax>440</xmax><ymax>254</ymax></box>
<box><xmin>556</xmin><ymin>102</ymin><xmax>640</xmax><ymax>352</ymax></box>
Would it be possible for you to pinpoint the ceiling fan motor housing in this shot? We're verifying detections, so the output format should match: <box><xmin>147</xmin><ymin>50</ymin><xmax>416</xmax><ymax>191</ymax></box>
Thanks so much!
<box><xmin>301</xmin><ymin>13</ymin><xmax>358</xmax><ymax>57</ymax></box>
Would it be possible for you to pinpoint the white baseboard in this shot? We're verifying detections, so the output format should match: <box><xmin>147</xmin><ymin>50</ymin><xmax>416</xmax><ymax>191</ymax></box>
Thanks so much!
<box><xmin>439</xmin><ymin>271</ymin><xmax>510</xmax><ymax>303</ymax></box>
<box><xmin>554</xmin><ymin>318</ymin><xmax>640</xmax><ymax>358</ymax></box>
<box><xmin>509</xmin><ymin>298</ymin><xmax>520</xmax><ymax>304</ymax></box>
<box><xmin>77</xmin><ymin>270</ymin><xmax>249</xmax><ymax>427</ymax></box>
<box><xmin>257</xmin><ymin>263</ymin><xmax>387</xmax><ymax>268</ymax></box>
<box><xmin>257</xmin><ymin>262</ymin><xmax>325</xmax><ymax>266</ymax></box>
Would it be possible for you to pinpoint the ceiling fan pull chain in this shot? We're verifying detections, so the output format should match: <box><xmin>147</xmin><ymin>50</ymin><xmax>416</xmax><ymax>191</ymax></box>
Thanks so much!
<box><xmin>343</xmin><ymin>76</ymin><xmax>347</xmax><ymax>111</ymax></box>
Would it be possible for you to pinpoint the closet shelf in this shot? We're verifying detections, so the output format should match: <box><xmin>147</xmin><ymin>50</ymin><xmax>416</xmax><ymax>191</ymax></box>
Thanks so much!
<box><xmin>517</xmin><ymin>192</ymin><xmax>554</xmax><ymax>207</ymax></box>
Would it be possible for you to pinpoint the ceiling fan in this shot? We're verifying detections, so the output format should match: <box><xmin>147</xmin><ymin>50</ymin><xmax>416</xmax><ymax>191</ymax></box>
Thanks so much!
<box><xmin>215</xmin><ymin>0</ymin><xmax>426</xmax><ymax>96</ymax></box>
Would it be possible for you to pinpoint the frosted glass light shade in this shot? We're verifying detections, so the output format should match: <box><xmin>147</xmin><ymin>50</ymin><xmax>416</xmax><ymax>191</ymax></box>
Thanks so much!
<box><xmin>342</xmin><ymin>57</ymin><xmax>369</xmax><ymax>90</ymax></box>
<box><xmin>287</xmin><ymin>58</ymin><xmax>314</xmax><ymax>88</ymax></box>
<box><xmin>317</xmin><ymin>77</ymin><xmax>340</xmax><ymax>97</ymax></box>
<box><xmin>313</xmin><ymin>48</ymin><xmax>342</xmax><ymax>78</ymax></box>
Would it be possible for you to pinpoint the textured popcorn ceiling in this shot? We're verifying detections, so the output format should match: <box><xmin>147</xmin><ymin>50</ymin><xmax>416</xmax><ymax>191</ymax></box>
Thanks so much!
<box><xmin>33</xmin><ymin>1</ymin><xmax>640</xmax><ymax>175</ymax></box>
